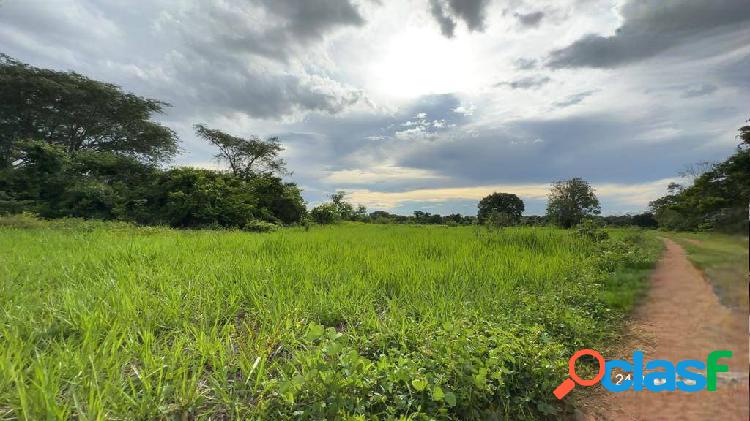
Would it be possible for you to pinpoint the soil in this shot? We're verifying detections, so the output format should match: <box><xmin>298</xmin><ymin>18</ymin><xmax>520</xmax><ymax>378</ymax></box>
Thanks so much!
<box><xmin>576</xmin><ymin>238</ymin><xmax>749</xmax><ymax>420</ymax></box>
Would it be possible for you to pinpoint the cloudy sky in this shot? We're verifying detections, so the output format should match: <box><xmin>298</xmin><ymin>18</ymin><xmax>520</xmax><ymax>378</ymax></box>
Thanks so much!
<box><xmin>2</xmin><ymin>0</ymin><xmax>748</xmax><ymax>215</ymax></box>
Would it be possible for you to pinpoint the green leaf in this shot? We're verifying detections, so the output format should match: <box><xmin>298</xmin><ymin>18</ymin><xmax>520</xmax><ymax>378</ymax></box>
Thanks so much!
<box><xmin>305</xmin><ymin>323</ymin><xmax>325</xmax><ymax>341</ymax></box>
<box><xmin>444</xmin><ymin>391</ymin><xmax>457</xmax><ymax>407</ymax></box>
<box><xmin>411</xmin><ymin>378</ymin><xmax>428</xmax><ymax>392</ymax></box>
<box><xmin>473</xmin><ymin>368</ymin><xmax>487</xmax><ymax>389</ymax></box>
<box><xmin>432</xmin><ymin>386</ymin><xmax>445</xmax><ymax>401</ymax></box>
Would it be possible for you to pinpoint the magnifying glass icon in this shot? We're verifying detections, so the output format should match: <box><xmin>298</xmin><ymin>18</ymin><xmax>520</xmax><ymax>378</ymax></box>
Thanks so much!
<box><xmin>553</xmin><ymin>349</ymin><xmax>606</xmax><ymax>399</ymax></box>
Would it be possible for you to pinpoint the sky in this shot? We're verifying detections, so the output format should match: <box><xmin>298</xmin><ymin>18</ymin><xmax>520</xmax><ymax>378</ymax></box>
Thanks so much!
<box><xmin>1</xmin><ymin>0</ymin><xmax>748</xmax><ymax>215</ymax></box>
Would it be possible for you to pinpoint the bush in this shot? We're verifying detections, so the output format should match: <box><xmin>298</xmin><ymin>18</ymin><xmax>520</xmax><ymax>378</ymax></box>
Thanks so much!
<box><xmin>575</xmin><ymin>219</ymin><xmax>609</xmax><ymax>242</ymax></box>
<box><xmin>243</xmin><ymin>219</ymin><xmax>279</xmax><ymax>232</ymax></box>
<box><xmin>310</xmin><ymin>203</ymin><xmax>338</xmax><ymax>224</ymax></box>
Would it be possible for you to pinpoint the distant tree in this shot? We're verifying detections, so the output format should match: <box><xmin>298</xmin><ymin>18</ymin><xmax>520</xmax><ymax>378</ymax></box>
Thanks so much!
<box><xmin>310</xmin><ymin>203</ymin><xmax>338</xmax><ymax>224</ymax></box>
<box><xmin>631</xmin><ymin>212</ymin><xmax>658</xmax><ymax>228</ymax></box>
<box><xmin>330</xmin><ymin>191</ymin><xmax>354</xmax><ymax>220</ymax></box>
<box><xmin>477</xmin><ymin>192</ymin><xmax>524</xmax><ymax>225</ymax></box>
<box><xmin>194</xmin><ymin>124</ymin><xmax>286</xmax><ymax>179</ymax></box>
<box><xmin>445</xmin><ymin>213</ymin><xmax>463</xmax><ymax>224</ymax></box>
<box><xmin>0</xmin><ymin>55</ymin><xmax>178</xmax><ymax>166</ymax></box>
<box><xmin>546</xmin><ymin>178</ymin><xmax>601</xmax><ymax>228</ymax></box>
<box><xmin>354</xmin><ymin>204</ymin><xmax>368</xmax><ymax>220</ymax></box>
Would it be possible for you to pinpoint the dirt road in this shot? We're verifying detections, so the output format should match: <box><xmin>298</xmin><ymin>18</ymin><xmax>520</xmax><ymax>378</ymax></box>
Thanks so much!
<box><xmin>579</xmin><ymin>238</ymin><xmax>749</xmax><ymax>420</ymax></box>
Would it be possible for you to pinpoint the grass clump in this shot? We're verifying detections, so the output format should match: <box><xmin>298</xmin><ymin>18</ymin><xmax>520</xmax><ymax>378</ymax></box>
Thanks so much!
<box><xmin>0</xmin><ymin>218</ymin><xmax>661</xmax><ymax>419</ymax></box>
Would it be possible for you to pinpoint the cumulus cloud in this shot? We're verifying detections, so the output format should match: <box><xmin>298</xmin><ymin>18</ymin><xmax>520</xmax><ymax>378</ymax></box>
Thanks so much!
<box><xmin>548</xmin><ymin>0</ymin><xmax>750</xmax><ymax>68</ymax></box>
<box><xmin>428</xmin><ymin>0</ymin><xmax>491</xmax><ymax>37</ymax></box>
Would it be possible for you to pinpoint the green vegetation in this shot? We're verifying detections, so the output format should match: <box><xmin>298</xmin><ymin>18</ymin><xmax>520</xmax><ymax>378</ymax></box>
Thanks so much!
<box><xmin>668</xmin><ymin>232</ymin><xmax>749</xmax><ymax>311</ymax></box>
<box><xmin>477</xmin><ymin>193</ymin><xmax>524</xmax><ymax>226</ymax></box>
<box><xmin>0</xmin><ymin>55</ymin><xmax>178</xmax><ymax>165</ymax></box>
<box><xmin>0</xmin><ymin>218</ymin><xmax>660</xmax><ymax>419</ymax></box>
<box><xmin>0</xmin><ymin>57</ymin><xmax>306</xmax><ymax>229</ymax></box>
<box><xmin>546</xmin><ymin>178</ymin><xmax>601</xmax><ymax>229</ymax></box>
<box><xmin>649</xmin><ymin>121</ymin><xmax>749</xmax><ymax>233</ymax></box>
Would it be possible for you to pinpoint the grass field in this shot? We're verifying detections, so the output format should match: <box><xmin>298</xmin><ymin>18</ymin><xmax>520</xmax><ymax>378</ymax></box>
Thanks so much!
<box><xmin>668</xmin><ymin>232</ymin><xmax>749</xmax><ymax>312</ymax></box>
<box><xmin>0</xmin><ymin>218</ymin><xmax>661</xmax><ymax>420</ymax></box>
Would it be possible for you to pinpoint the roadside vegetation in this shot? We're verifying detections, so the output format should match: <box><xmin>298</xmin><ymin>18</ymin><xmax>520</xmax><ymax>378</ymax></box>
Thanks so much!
<box><xmin>668</xmin><ymin>232</ymin><xmax>749</xmax><ymax>311</ymax></box>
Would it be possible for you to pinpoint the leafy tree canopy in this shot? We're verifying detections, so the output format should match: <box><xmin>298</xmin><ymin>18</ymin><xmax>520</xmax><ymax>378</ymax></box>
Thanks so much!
<box><xmin>0</xmin><ymin>54</ymin><xmax>178</xmax><ymax>166</ymax></box>
<box><xmin>546</xmin><ymin>177</ymin><xmax>601</xmax><ymax>228</ymax></box>
<box><xmin>650</xmin><ymin>123</ymin><xmax>749</xmax><ymax>233</ymax></box>
<box><xmin>194</xmin><ymin>124</ymin><xmax>286</xmax><ymax>179</ymax></box>
<box><xmin>477</xmin><ymin>192</ymin><xmax>524</xmax><ymax>225</ymax></box>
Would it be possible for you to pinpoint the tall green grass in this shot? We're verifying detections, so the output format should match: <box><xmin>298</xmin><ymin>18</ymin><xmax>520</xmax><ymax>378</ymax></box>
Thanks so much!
<box><xmin>0</xmin><ymin>219</ymin><xmax>660</xmax><ymax>419</ymax></box>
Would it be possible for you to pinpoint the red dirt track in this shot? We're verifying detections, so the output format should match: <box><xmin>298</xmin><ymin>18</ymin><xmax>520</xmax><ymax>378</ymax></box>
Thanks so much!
<box><xmin>579</xmin><ymin>239</ymin><xmax>749</xmax><ymax>420</ymax></box>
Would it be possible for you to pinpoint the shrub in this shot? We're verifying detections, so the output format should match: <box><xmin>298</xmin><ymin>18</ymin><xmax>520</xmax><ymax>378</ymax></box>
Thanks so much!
<box><xmin>243</xmin><ymin>219</ymin><xmax>279</xmax><ymax>232</ymax></box>
<box><xmin>310</xmin><ymin>203</ymin><xmax>338</xmax><ymax>224</ymax></box>
<box><xmin>575</xmin><ymin>219</ymin><xmax>609</xmax><ymax>242</ymax></box>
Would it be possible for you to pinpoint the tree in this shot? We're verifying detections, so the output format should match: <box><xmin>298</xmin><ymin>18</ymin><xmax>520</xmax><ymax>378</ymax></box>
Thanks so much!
<box><xmin>194</xmin><ymin>124</ymin><xmax>286</xmax><ymax>179</ymax></box>
<box><xmin>310</xmin><ymin>203</ymin><xmax>338</xmax><ymax>224</ymax></box>
<box><xmin>546</xmin><ymin>178</ymin><xmax>601</xmax><ymax>228</ymax></box>
<box><xmin>650</xmin><ymin>138</ymin><xmax>749</xmax><ymax>232</ymax></box>
<box><xmin>0</xmin><ymin>55</ymin><xmax>178</xmax><ymax>166</ymax></box>
<box><xmin>329</xmin><ymin>191</ymin><xmax>354</xmax><ymax>220</ymax></box>
<box><xmin>477</xmin><ymin>192</ymin><xmax>524</xmax><ymax>225</ymax></box>
<box><xmin>247</xmin><ymin>176</ymin><xmax>306</xmax><ymax>224</ymax></box>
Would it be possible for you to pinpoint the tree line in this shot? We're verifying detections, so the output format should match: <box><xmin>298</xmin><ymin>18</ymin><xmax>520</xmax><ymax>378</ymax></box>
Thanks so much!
<box><xmin>1</xmin><ymin>55</ymin><xmax>746</xmax><ymax>232</ymax></box>
<box><xmin>648</xmin><ymin>122</ymin><xmax>749</xmax><ymax>233</ymax></box>
<box><xmin>0</xmin><ymin>55</ymin><xmax>304</xmax><ymax>231</ymax></box>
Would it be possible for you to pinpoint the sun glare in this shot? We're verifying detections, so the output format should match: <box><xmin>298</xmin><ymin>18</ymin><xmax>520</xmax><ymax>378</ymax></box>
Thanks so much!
<box><xmin>368</xmin><ymin>27</ymin><xmax>478</xmax><ymax>99</ymax></box>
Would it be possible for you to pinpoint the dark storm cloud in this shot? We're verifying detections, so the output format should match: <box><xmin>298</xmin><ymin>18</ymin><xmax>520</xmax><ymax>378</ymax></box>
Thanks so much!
<box><xmin>429</xmin><ymin>0</ymin><xmax>491</xmax><ymax>38</ymax></box>
<box><xmin>514</xmin><ymin>11</ymin><xmax>544</xmax><ymax>28</ymax></box>
<box><xmin>548</xmin><ymin>0</ymin><xmax>750</xmax><ymax>68</ymax></box>
<box><xmin>193</xmin><ymin>0</ymin><xmax>366</xmax><ymax>62</ymax></box>
<box><xmin>496</xmin><ymin>76</ymin><xmax>550</xmax><ymax>89</ymax></box>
